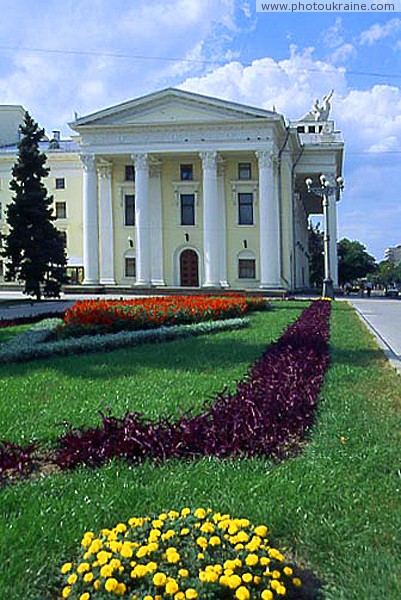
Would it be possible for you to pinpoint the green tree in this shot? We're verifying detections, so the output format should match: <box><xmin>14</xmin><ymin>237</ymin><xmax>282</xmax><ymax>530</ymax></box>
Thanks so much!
<box><xmin>2</xmin><ymin>112</ymin><xmax>67</xmax><ymax>300</ymax></box>
<box><xmin>337</xmin><ymin>238</ymin><xmax>376</xmax><ymax>285</ymax></box>
<box><xmin>375</xmin><ymin>260</ymin><xmax>401</xmax><ymax>287</ymax></box>
<box><xmin>308</xmin><ymin>222</ymin><xmax>324</xmax><ymax>288</ymax></box>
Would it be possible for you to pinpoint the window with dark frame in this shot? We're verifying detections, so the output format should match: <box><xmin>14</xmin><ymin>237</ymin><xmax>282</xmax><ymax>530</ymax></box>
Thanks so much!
<box><xmin>238</xmin><ymin>162</ymin><xmax>252</xmax><ymax>180</ymax></box>
<box><xmin>55</xmin><ymin>177</ymin><xmax>65</xmax><ymax>189</ymax></box>
<box><xmin>125</xmin><ymin>165</ymin><xmax>135</xmax><ymax>181</ymax></box>
<box><xmin>180</xmin><ymin>164</ymin><xmax>193</xmax><ymax>181</ymax></box>
<box><xmin>55</xmin><ymin>201</ymin><xmax>67</xmax><ymax>219</ymax></box>
<box><xmin>180</xmin><ymin>194</ymin><xmax>195</xmax><ymax>226</ymax></box>
<box><xmin>125</xmin><ymin>257</ymin><xmax>136</xmax><ymax>277</ymax></box>
<box><xmin>124</xmin><ymin>195</ymin><xmax>135</xmax><ymax>226</ymax></box>
<box><xmin>238</xmin><ymin>193</ymin><xmax>253</xmax><ymax>225</ymax></box>
<box><xmin>238</xmin><ymin>258</ymin><xmax>256</xmax><ymax>279</ymax></box>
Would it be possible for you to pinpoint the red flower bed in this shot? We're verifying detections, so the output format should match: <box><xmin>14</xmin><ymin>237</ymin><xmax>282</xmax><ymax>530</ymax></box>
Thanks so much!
<box><xmin>61</xmin><ymin>295</ymin><xmax>265</xmax><ymax>337</ymax></box>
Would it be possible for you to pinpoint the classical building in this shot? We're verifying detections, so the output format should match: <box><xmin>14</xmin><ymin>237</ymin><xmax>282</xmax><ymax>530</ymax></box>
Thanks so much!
<box><xmin>0</xmin><ymin>88</ymin><xmax>344</xmax><ymax>292</ymax></box>
<box><xmin>385</xmin><ymin>245</ymin><xmax>401</xmax><ymax>264</ymax></box>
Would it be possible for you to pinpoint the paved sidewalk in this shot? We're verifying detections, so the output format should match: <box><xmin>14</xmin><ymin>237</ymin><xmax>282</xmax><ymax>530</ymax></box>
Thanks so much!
<box><xmin>349</xmin><ymin>297</ymin><xmax>401</xmax><ymax>375</ymax></box>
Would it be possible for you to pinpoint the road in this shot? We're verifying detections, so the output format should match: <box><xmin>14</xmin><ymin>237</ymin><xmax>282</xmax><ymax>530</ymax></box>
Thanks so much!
<box><xmin>349</xmin><ymin>297</ymin><xmax>401</xmax><ymax>374</ymax></box>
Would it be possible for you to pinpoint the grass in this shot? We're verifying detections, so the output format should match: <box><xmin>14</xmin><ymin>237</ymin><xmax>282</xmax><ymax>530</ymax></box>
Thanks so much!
<box><xmin>0</xmin><ymin>322</ymin><xmax>32</xmax><ymax>345</ymax></box>
<box><xmin>0</xmin><ymin>302</ymin><xmax>303</xmax><ymax>445</ymax></box>
<box><xmin>0</xmin><ymin>301</ymin><xmax>400</xmax><ymax>600</ymax></box>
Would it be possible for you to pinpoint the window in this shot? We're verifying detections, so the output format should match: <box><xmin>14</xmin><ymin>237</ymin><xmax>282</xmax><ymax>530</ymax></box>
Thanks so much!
<box><xmin>124</xmin><ymin>195</ymin><xmax>135</xmax><ymax>226</ymax></box>
<box><xmin>125</xmin><ymin>165</ymin><xmax>135</xmax><ymax>181</ymax></box>
<box><xmin>238</xmin><ymin>193</ymin><xmax>253</xmax><ymax>225</ymax></box>
<box><xmin>125</xmin><ymin>257</ymin><xmax>136</xmax><ymax>277</ymax></box>
<box><xmin>238</xmin><ymin>162</ymin><xmax>252</xmax><ymax>180</ymax></box>
<box><xmin>180</xmin><ymin>164</ymin><xmax>193</xmax><ymax>181</ymax></box>
<box><xmin>59</xmin><ymin>231</ymin><xmax>67</xmax><ymax>248</ymax></box>
<box><xmin>180</xmin><ymin>194</ymin><xmax>195</xmax><ymax>226</ymax></box>
<box><xmin>55</xmin><ymin>202</ymin><xmax>67</xmax><ymax>219</ymax></box>
<box><xmin>238</xmin><ymin>258</ymin><xmax>256</xmax><ymax>279</ymax></box>
<box><xmin>55</xmin><ymin>177</ymin><xmax>65</xmax><ymax>189</ymax></box>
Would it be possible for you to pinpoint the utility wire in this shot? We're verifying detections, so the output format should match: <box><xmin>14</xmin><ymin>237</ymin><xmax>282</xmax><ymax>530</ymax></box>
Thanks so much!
<box><xmin>0</xmin><ymin>44</ymin><xmax>400</xmax><ymax>81</ymax></box>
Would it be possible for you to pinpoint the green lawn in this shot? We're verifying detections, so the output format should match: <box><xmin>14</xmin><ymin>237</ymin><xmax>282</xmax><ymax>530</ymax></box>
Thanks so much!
<box><xmin>0</xmin><ymin>322</ymin><xmax>32</xmax><ymax>345</ymax></box>
<box><xmin>0</xmin><ymin>301</ymin><xmax>400</xmax><ymax>600</ymax></box>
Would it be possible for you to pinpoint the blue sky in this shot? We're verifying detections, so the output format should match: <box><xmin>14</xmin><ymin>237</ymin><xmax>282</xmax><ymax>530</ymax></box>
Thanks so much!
<box><xmin>0</xmin><ymin>1</ymin><xmax>400</xmax><ymax>260</ymax></box>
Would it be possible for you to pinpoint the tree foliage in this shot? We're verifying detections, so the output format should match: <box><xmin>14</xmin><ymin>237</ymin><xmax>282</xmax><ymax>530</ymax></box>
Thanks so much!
<box><xmin>337</xmin><ymin>238</ymin><xmax>376</xmax><ymax>285</ymax></box>
<box><xmin>308</xmin><ymin>222</ymin><xmax>324</xmax><ymax>288</ymax></box>
<box><xmin>2</xmin><ymin>112</ymin><xmax>67</xmax><ymax>300</ymax></box>
<box><xmin>375</xmin><ymin>260</ymin><xmax>401</xmax><ymax>286</ymax></box>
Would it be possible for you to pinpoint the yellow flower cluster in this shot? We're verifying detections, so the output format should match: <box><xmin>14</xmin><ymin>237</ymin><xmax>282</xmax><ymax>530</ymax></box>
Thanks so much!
<box><xmin>60</xmin><ymin>508</ymin><xmax>302</xmax><ymax>600</ymax></box>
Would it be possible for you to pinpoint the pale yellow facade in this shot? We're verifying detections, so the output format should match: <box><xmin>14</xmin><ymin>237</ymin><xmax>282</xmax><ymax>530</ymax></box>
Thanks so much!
<box><xmin>0</xmin><ymin>88</ymin><xmax>344</xmax><ymax>292</ymax></box>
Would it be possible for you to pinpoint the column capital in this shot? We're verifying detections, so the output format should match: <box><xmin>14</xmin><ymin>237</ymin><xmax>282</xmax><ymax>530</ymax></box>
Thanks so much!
<box><xmin>199</xmin><ymin>151</ymin><xmax>218</xmax><ymax>170</ymax></box>
<box><xmin>131</xmin><ymin>153</ymin><xmax>149</xmax><ymax>171</ymax></box>
<box><xmin>97</xmin><ymin>161</ymin><xmax>112</xmax><ymax>180</ymax></box>
<box><xmin>255</xmin><ymin>150</ymin><xmax>274</xmax><ymax>169</ymax></box>
<box><xmin>80</xmin><ymin>153</ymin><xmax>97</xmax><ymax>172</ymax></box>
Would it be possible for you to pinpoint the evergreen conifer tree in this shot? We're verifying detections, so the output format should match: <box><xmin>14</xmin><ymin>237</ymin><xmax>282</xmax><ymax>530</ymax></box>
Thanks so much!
<box><xmin>2</xmin><ymin>112</ymin><xmax>67</xmax><ymax>300</ymax></box>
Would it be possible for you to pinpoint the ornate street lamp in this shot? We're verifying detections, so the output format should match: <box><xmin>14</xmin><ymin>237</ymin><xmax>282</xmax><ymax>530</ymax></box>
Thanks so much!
<box><xmin>305</xmin><ymin>174</ymin><xmax>344</xmax><ymax>299</ymax></box>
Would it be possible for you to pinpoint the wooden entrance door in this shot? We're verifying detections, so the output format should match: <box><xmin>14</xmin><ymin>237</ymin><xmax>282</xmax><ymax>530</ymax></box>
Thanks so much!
<box><xmin>180</xmin><ymin>249</ymin><xmax>199</xmax><ymax>287</ymax></box>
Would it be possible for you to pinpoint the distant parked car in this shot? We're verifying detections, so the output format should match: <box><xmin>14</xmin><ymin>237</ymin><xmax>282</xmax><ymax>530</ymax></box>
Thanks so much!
<box><xmin>384</xmin><ymin>286</ymin><xmax>400</xmax><ymax>297</ymax></box>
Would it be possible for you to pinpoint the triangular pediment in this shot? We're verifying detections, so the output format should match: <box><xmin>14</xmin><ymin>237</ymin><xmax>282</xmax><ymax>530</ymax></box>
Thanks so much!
<box><xmin>71</xmin><ymin>88</ymin><xmax>277</xmax><ymax>129</ymax></box>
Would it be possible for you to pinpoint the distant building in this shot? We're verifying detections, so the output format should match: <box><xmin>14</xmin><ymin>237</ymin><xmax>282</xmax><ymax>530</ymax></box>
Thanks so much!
<box><xmin>0</xmin><ymin>88</ymin><xmax>344</xmax><ymax>291</ymax></box>
<box><xmin>385</xmin><ymin>245</ymin><xmax>401</xmax><ymax>265</ymax></box>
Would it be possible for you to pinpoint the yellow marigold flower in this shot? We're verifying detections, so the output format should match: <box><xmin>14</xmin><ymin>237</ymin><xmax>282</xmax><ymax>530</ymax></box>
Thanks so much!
<box><xmin>61</xmin><ymin>563</ymin><xmax>73</xmax><ymax>574</ymax></box>
<box><xmin>165</xmin><ymin>580</ymin><xmax>179</xmax><ymax>595</ymax></box>
<box><xmin>167</xmin><ymin>552</ymin><xmax>180</xmax><ymax>564</ymax></box>
<box><xmin>62</xmin><ymin>587</ymin><xmax>71</xmax><ymax>598</ymax></box>
<box><xmin>261</xmin><ymin>591</ymin><xmax>273</xmax><ymax>600</ymax></box>
<box><xmin>242</xmin><ymin>573</ymin><xmax>253</xmax><ymax>583</ymax></box>
<box><xmin>77</xmin><ymin>562</ymin><xmax>90</xmax><ymax>574</ymax></box>
<box><xmin>147</xmin><ymin>561</ymin><xmax>157</xmax><ymax>572</ymax></box>
<box><xmin>180</xmin><ymin>528</ymin><xmax>190</xmax><ymax>536</ymax></box>
<box><xmin>239</xmin><ymin>519</ymin><xmax>250</xmax><ymax>528</ymax></box>
<box><xmin>178</xmin><ymin>568</ymin><xmax>189</xmax><ymax>578</ymax></box>
<box><xmin>89</xmin><ymin>540</ymin><xmax>103</xmax><ymax>554</ymax></box>
<box><xmin>235</xmin><ymin>586</ymin><xmax>250</xmax><ymax>600</ymax></box>
<box><xmin>175</xmin><ymin>593</ymin><xmax>185</xmax><ymax>600</ymax></box>
<box><xmin>235</xmin><ymin>544</ymin><xmax>244</xmax><ymax>552</ymax></box>
<box><xmin>109</xmin><ymin>559</ymin><xmax>122</xmax><ymax>569</ymax></box>
<box><xmin>83</xmin><ymin>551</ymin><xmax>91</xmax><ymax>560</ymax></box>
<box><xmin>152</xmin><ymin>519</ymin><xmax>164</xmax><ymax>529</ymax></box>
<box><xmin>197</xmin><ymin>553</ymin><xmax>204</xmax><ymax>560</ymax></box>
<box><xmin>225</xmin><ymin>569</ymin><xmax>234</xmax><ymax>577</ymax></box>
<box><xmin>136</xmin><ymin>546</ymin><xmax>148</xmax><ymax>558</ymax></box>
<box><xmin>224</xmin><ymin>559</ymin><xmax>237</xmax><ymax>570</ymax></box>
<box><xmin>185</xmin><ymin>589</ymin><xmax>198</xmax><ymax>599</ymax></box>
<box><xmin>213</xmin><ymin>564</ymin><xmax>223</xmax><ymax>574</ymax></box>
<box><xmin>115</xmin><ymin>523</ymin><xmax>127</xmax><ymax>533</ymax></box>
<box><xmin>209</xmin><ymin>536</ymin><xmax>221</xmax><ymax>546</ymax></box>
<box><xmin>100</xmin><ymin>565</ymin><xmax>114</xmax><ymax>579</ymax></box>
<box><xmin>271</xmin><ymin>570</ymin><xmax>281</xmax><ymax>579</ymax></box>
<box><xmin>196</xmin><ymin>536</ymin><xmax>208</xmax><ymax>549</ymax></box>
<box><xmin>168</xmin><ymin>510</ymin><xmax>180</xmax><ymax>519</ymax></box>
<box><xmin>144</xmin><ymin>596</ymin><xmax>154</xmax><ymax>600</ymax></box>
<box><xmin>228</xmin><ymin>575</ymin><xmax>242</xmax><ymax>589</ymax></box>
<box><xmin>228</xmin><ymin>523</ymin><xmax>239</xmax><ymax>535</ymax></box>
<box><xmin>271</xmin><ymin>580</ymin><xmax>280</xmax><ymax>591</ymax></box>
<box><xmin>283</xmin><ymin>567</ymin><xmax>293</xmax><ymax>576</ymax></box>
<box><xmin>97</xmin><ymin>550</ymin><xmax>112</xmax><ymax>566</ymax></box>
<box><xmin>292</xmin><ymin>578</ymin><xmax>302</xmax><ymax>587</ymax></box>
<box><xmin>159</xmin><ymin>513</ymin><xmax>168</xmax><ymax>520</ymax></box>
<box><xmin>194</xmin><ymin>508</ymin><xmax>206</xmax><ymax>519</ymax></box>
<box><xmin>277</xmin><ymin>585</ymin><xmax>286</xmax><ymax>595</ymax></box>
<box><xmin>254</xmin><ymin>576</ymin><xmax>261</xmax><ymax>584</ymax></box>
<box><xmin>162</xmin><ymin>530</ymin><xmax>176</xmax><ymax>541</ymax></box>
<box><xmin>245</xmin><ymin>554</ymin><xmax>258</xmax><ymax>567</ymax></box>
<box><xmin>153</xmin><ymin>572</ymin><xmax>167</xmax><ymax>587</ymax></box>
<box><xmin>181</xmin><ymin>508</ymin><xmax>191</xmax><ymax>517</ymax></box>
<box><xmin>260</xmin><ymin>557</ymin><xmax>270</xmax><ymax>566</ymax></box>
<box><xmin>254</xmin><ymin>525</ymin><xmax>268</xmax><ymax>538</ymax></box>
<box><xmin>219</xmin><ymin>575</ymin><xmax>230</xmax><ymax>586</ymax></box>
<box><xmin>67</xmin><ymin>574</ymin><xmax>77</xmax><ymax>585</ymax></box>
<box><xmin>120</xmin><ymin>544</ymin><xmax>133</xmax><ymax>559</ymax></box>
<box><xmin>200</xmin><ymin>522</ymin><xmax>215</xmax><ymax>534</ymax></box>
<box><xmin>104</xmin><ymin>578</ymin><xmax>118</xmax><ymax>592</ymax></box>
<box><xmin>268</xmin><ymin>548</ymin><xmax>284</xmax><ymax>562</ymax></box>
<box><xmin>217</xmin><ymin>519</ymin><xmax>230</xmax><ymax>531</ymax></box>
<box><xmin>84</xmin><ymin>572</ymin><xmax>94</xmax><ymax>583</ymax></box>
<box><xmin>200</xmin><ymin>571</ymin><xmax>219</xmax><ymax>583</ymax></box>
<box><xmin>93</xmin><ymin>580</ymin><xmax>101</xmax><ymax>591</ymax></box>
<box><xmin>79</xmin><ymin>594</ymin><xmax>90</xmax><ymax>600</ymax></box>
<box><xmin>133</xmin><ymin>564</ymin><xmax>148</xmax><ymax>578</ymax></box>
<box><xmin>236</xmin><ymin>531</ymin><xmax>249</xmax><ymax>543</ymax></box>
<box><xmin>117</xmin><ymin>583</ymin><xmax>127</xmax><ymax>595</ymax></box>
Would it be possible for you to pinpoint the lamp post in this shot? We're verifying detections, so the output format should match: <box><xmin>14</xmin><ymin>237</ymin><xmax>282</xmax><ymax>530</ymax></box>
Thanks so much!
<box><xmin>306</xmin><ymin>175</ymin><xmax>344</xmax><ymax>299</ymax></box>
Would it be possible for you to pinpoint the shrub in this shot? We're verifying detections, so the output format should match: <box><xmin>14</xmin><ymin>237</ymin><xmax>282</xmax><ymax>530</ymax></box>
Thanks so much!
<box><xmin>0</xmin><ymin>440</ymin><xmax>36</xmax><ymax>482</ymax></box>
<box><xmin>59</xmin><ymin>508</ymin><xmax>304</xmax><ymax>600</ymax></box>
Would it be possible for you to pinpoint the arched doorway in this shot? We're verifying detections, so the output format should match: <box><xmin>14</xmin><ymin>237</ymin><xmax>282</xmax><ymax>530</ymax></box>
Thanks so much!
<box><xmin>180</xmin><ymin>249</ymin><xmax>199</xmax><ymax>287</ymax></box>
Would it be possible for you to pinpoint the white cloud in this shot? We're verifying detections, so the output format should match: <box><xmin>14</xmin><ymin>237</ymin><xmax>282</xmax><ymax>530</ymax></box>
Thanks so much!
<box><xmin>359</xmin><ymin>18</ymin><xmax>401</xmax><ymax>46</ymax></box>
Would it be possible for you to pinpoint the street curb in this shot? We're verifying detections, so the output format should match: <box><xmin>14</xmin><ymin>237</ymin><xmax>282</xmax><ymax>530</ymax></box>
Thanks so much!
<box><xmin>350</xmin><ymin>302</ymin><xmax>401</xmax><ymax>375</ymax></box>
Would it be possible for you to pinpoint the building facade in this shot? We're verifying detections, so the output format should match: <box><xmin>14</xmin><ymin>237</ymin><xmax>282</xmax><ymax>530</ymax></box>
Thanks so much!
<box><xmin>385</xmin><ymin>245</ymin><xmax>401</xmax><ymax>265</ymax></box>
<box><xmin>0</xmin><ymin>88</ymin><xmax>344</xmax><ymax>292</ymax></box>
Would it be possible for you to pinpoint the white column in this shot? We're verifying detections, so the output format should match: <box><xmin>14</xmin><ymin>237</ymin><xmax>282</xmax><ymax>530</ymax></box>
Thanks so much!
<box><xmin>328</xmin><ymin>190</ymin><xmax>339</xmax><ymax>288</ymax></box>
<box><xmin>200</xmin><ymin>151</ymin><xmax>221</xmax><ymax>288</ymax></box>
<box><xmin>149</xmin><ymin>160</ymin><xmax>165</xmax><ymax>286</ymax></box>
<box><xmin>131</xmin><ymin>153</ymin><xmax>151</xmax><ymax>286</ymax></box>
<box><xmin>256</xmin><ymin>150</ymin><xmax>281</xmax><ymax>288</ymax></box>
<box><xmin>80</xmin><ymin>153</ymin><xmax>99</xmax><ymax>285</ymax></box>
<box><xmin>217</xmin><ymin>158</ymin><xmax>229</xmax><ymax>288</ymax></box>
<box><xmin>97</xmin><ymin>162</ymin><xmax>115</xmax><ymax>285</ymax></box>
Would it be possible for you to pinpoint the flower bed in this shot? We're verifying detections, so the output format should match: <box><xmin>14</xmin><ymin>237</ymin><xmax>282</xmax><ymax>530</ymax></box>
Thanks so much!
<box><xmin>0</xmin><ymin>311</ymin><xmax>65</xmax><ymax>329</ymax></box>
<box><xmin>60</xmin><ymin>296</ymin><xmax>267</xmax><ymax>338</ymax></box>
<box><xmin>55</xmin><ymin>300</ymin><xmax>331</xmax><ymax>469</ymax></box>
<box><xmin>60</xmin><ymin>508</ymin><xmax>303</xmax><ymax>600</ymax></box>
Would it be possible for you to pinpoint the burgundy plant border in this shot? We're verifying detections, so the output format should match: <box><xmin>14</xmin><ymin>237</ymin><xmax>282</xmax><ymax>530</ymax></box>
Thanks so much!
<box><xmin>54</xmin><ymin>300</ymin><xmax>332</xmax><ymax>470</ymax></box>
<box><xmin>0</xmin><ymin>440</ymin><xmax>37</xmax><ymax>482</ymax></box>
